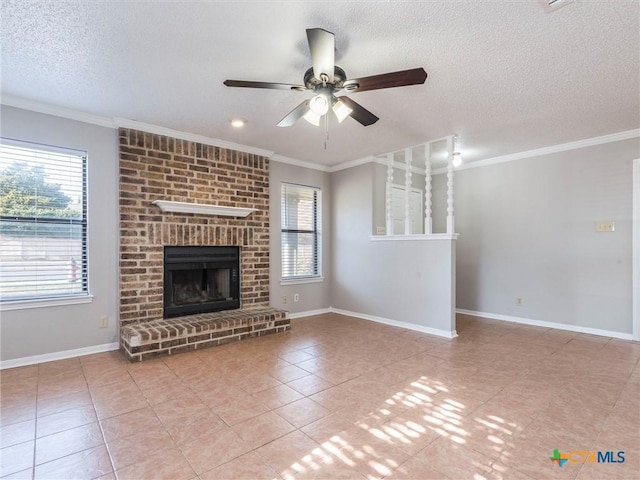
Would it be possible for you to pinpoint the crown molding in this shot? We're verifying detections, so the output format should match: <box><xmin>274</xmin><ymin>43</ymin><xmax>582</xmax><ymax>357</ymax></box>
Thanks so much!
<box><xmin>432</xmin><ymin>129</ymin><xmax>640</xmax><ymax>174</ymax></box>
<box><xmin>331</xmin><ymin>129</ymin><xmax>640</xmax><ymax>176</ymax></box>
<box><xmin>1</xmin><ymin>94</ymin><xmax>118</xmax><ymax>129</ymax></box>
<box><xmin>327</xmin><ymin>155</ymin><xmax>376</xmax><ymax>173</ymax></box>
<box><xmin>1</xmin><ymin>95</ymin><xmax>274</xmax><ymax>158</ymax></box>
<box><xmin>274</xmin><ymin>153</ymin><xmax>429</xmax><ymax>174</ymax></box>
<box><xmin>4</xmin><ymin>95</ymin><xmax>637</xmax><ymax>174</ymax></box>
<box><xmin>270</xmin><ymin>154</ymin><xmax>330</xmax><ymax>172</ymax></box>
<box><xmin>114</xmin><ymin>117</ymin><xmax>274</xmax><ymax>158</ymax></box>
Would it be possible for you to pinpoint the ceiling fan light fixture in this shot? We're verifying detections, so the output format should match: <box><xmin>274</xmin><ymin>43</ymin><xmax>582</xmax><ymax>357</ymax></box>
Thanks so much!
<box><xmin>332</xmin><ymin>99</ymin><xmax>353</xmax><ymax>123</ymax></box>
<box><xmin>223</xmin><ymin>28</ymin><xmax>427</xmax><ymax>129</ymax></box>
<box><xmin>303</xmin><ymin>109</ymin><xmax>321</xmax><ymax>126</ymax></box>
<box><xmin>309</xmin><ymin>94</ymin><xmax>330</xmax><ymax>116</ymax></box>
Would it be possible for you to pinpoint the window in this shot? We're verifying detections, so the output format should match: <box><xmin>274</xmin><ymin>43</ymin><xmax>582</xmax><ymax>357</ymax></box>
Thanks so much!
<box><xmin>281</xmin><ymin>183</ymin><xmax>321</xmax><ymax>280</ymax></box>
<box><xmin>0</xmin><ymin>139</ymin><xmax>88</xmax><ymax>302</ymax></box>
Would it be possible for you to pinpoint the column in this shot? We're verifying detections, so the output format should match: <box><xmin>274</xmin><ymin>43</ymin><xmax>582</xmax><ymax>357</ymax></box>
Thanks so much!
<box><xmin>424</xmin><ymin>142</ymin><xmax>432</xmax><ymax>234</ymax></box>
<box><xmin>446</xmin><ymin>135</ymin><xmax>455</xmax><ymax>234</ymax></box>
<box><xmin>385</xmin><ymin>153</ymin><xmax>393</xmax><ymax>235</ymax></box>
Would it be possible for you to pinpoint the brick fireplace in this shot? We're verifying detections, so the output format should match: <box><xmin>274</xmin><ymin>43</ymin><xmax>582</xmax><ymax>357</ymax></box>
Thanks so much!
<box><xmin>118</xmin><ymin>128</ymin><xmax>288</xmax><ymax>360</ymax></box>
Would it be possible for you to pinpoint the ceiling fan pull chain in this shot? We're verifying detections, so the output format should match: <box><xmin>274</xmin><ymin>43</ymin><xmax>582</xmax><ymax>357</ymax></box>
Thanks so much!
<box><xmin>324</xmin><ymin>112</ymin><xmax>330</xmax><ymax>150</ymax></box>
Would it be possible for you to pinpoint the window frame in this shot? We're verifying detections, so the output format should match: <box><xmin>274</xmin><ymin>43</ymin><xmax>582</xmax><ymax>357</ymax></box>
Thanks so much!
<box><xmin>280</xmin><ymin>182</ymin><xmax>322</xmax><ymax>282</ymax></box>
<box><xmin>0</xmin><ymin>137</ymin><xmax>89</xmax><ymax>306</ymax></box>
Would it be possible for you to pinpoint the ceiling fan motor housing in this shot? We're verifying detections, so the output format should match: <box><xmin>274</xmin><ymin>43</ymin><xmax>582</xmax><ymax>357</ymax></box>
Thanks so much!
<box><xmin>304</xmin><ymin>66</ymin><xmax>347</xmax><ymax>91</ymax></box>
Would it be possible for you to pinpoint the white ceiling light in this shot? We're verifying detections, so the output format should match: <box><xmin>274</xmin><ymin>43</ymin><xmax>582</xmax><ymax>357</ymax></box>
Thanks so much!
<box><xmin>332</xmin><ymin>99</ymin><xmax>353</xmax><ymax>123</ymax></box>
<box><xmin>303</xmin><ymin>109</ymin><xmax>321</xmax><ymax>126</ymax></box>
<box><xmin>452</xmin><ymin>152</ymin><xmax>463</xmax><ymax>167</ymax></box>
<box><xmin>304</xmin><ymin>95</ymin><xmax>352</xmax><ymax>126</ymax></box>
<box><xmin>309</xmin><ymin>94</ymin><xmax>330</xmax><ymax>116</ymax></box>
<box><xmin>230</xmin><ymin>118</ymin><xmax>246</xmax><ymax>128</ymax></box>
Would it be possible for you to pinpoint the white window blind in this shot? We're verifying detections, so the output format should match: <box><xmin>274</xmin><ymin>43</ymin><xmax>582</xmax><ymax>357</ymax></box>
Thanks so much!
<box><xmin>281</xmin><ymin>183</ymin><xmax>321</xmax><ymax>279</ymax></box>
<box><xmin>0</xmin><ymin>139</ymin><xmax>88</xmax><ymax>302</ymax></box>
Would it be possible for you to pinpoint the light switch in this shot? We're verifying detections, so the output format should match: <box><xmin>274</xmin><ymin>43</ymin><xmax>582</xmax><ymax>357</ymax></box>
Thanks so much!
<box><xmin>595</xmin><ymin>221</ymin><xmax>615</xmax><ymax>232</ymax></box>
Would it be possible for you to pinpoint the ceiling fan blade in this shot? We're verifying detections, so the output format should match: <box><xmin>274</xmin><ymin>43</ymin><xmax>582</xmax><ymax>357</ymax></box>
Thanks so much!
<box><xmin>276</xmin><ymin>100</ymin><xmax>310</xmax><ymax>127</ymax></box>
<box><xmin>306</xmin><ymin>28</ymin><xmax>335</xmax><ymax>83</ymax></box>
<box><xmin>224</xmin><ymin>80</ymin><xmax>306</xmax><ymax>91</ymax></box>
<box><xmin>337</xmin><ymin>96</ymin><xmax>379</xmax><ymax>126</ymax></box>
<box><xmin>342</xmin><ymin>67</ymin><xmax>427</xmax><ymax>93</ymax></box>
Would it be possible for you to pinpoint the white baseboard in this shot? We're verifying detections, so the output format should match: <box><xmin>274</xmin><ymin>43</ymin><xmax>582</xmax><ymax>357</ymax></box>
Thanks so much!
<box><xmin>0</xmin><ymin>342</ymin><xmax>120</xmax><ymax>370</ymax></box>
<box><xmin>456</xmin><ymin>309</ymin><xmax>634</xmax><ymax>341</ymax></box>
<box><xmin>288</xmin><ymin>308</ymin><xmax>332</xmax><ymax>319</ymax></box>
<box><xmin>330</xmin><ymin>307</ymin><xmax>457</xmax><ymax>339</ymax></box>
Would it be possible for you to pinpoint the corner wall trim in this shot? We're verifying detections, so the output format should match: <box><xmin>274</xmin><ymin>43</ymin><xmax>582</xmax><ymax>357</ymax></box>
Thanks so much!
<box><xmin>0</xmin><ymin>342</ymin><xmax>120</xmax><ymax>370</ymax></box>
<box><xmin>288</xmin><ymin>308</ymin><xmax>332</xmax><ymax>319</ymax></box>
<box><xmin>456</xmin><ymin>309</ymin><xmax>634</xmax><ymax>340</ymax></box>
<box><xmin>633</xmin><ymin>159</ymin><xmax>640</xmax><ymax>341</ymax></box>
<box><xmin>330</xmin><ymin>307</ymin><xmax>457</xmax><ymax>339</ymax></box>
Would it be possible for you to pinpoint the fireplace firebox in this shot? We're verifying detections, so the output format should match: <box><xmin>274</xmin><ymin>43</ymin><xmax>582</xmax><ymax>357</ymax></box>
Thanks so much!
<box><xmin>163</xmin><ymin>246</ymin><xmax>240</xmax><ymax>318</ymax></box>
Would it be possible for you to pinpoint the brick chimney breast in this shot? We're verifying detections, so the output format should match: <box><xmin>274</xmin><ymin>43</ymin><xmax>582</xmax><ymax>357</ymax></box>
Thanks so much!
<box><xmin>118</xmin><ymin>128</ymin><xmax>270</xmax><ymax>326</ymax></box>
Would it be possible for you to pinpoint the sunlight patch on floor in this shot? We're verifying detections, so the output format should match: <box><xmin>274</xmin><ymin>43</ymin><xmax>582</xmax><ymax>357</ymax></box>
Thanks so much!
<box><xmin>279</xmin><ymin>374</ymin><xmax>526</xmax><ymax>478</ymax></box>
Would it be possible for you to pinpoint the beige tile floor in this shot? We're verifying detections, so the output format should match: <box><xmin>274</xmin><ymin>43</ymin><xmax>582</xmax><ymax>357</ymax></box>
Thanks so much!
<box><xmin>1</xmin><ymin>313</ymin><xmax>639</xmax><ymax>480</ymax></box>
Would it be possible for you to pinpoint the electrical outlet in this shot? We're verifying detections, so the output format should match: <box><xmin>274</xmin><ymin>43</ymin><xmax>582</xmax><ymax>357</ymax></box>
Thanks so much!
<box><xmin>516</xmin><ymin>297</ymin><xmax>523</xmax><ymax>306</ymax></box>
<box><xmin>294</xmin><ymin>293</ymin><xmax>299</xmax><ymax>302</ymax></box>
<box><xmin>595</xmin><ymin>221</ymin><xmax>615</xmax><ymax>232</ymax></box>
<box><xmin>99</xmin><ymin>315</ymin><xmax>109</xmax><ymax>328</ymax></box>
<box><xmin>282</xmin><ymin>295</ymin><xmax>288</xmax><ymax>304</ymax></box>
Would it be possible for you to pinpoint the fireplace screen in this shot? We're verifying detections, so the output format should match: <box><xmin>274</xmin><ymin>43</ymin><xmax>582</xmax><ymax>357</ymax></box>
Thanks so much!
<box><xmin>164</xmin><ymin>246</ymin><xmax>239</xmax><ymax>318</ymax></box>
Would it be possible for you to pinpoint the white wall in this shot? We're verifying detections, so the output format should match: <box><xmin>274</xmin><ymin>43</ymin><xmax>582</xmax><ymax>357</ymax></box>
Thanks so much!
<box><xmin>455</xmin><ymin>138</ymin><xmax>639</xmax><ymax>335</ymax></box>
<box><xmin>0</xmin><ymin>106</ymin><xmax>119</xmax><ymax>363</ymax></box>
<box><xmin>331</xmin><ymin>163</ymin><xmax>456</xmax><ymax>336</ymax></box>
<box><xmin>269</xmin><ymin>161</ymin><xmax>331</xmax><ymax>315</ymax></box>
<box><xmin>2</xmin><ymin>103</ymin><xmax>635</xmax><ymax>366</ymax></box>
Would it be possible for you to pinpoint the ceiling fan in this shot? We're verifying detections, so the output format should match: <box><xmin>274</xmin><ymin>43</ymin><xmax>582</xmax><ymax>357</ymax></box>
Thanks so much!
<box><xmin>224</xmin><ymin>28</ymin><xmax>427</xmax><ymax>128</ymax></box>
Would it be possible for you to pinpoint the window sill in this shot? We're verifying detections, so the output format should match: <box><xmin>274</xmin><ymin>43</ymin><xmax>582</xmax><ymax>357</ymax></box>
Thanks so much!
<box><xmin>280</xmin><ymin>277</ymin><xmax>325</xmax><ymax>286</ymax></box>
<box><xmin>0</xmin><ymin>295</ymin><xmax>94</xmax><ymax>312</ymax></box>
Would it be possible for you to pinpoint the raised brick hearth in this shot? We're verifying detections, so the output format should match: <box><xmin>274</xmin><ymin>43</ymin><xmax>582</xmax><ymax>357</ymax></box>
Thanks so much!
<box><xmin>118</xmin><ymin>128</ymin><xmax>288</xmax><ymax>360</ymax></box>
<box><xmin>120</xmin><ymin>307</ymin><xmax>289</xmax><ymax>361</ymax></box>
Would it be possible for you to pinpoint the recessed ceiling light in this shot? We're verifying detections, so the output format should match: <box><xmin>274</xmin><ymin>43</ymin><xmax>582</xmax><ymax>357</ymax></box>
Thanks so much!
<box><xmin>230</xmin><ymin>118</ymin><xmax>246</xmax><ymax>128</ymax></box>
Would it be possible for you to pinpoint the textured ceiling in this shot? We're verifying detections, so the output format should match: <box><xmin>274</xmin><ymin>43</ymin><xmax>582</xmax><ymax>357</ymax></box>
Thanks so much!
<box><xmin>1</xmin><ymin>1</ymin><xmax>639</xmax><ymax>167</ymax></box>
